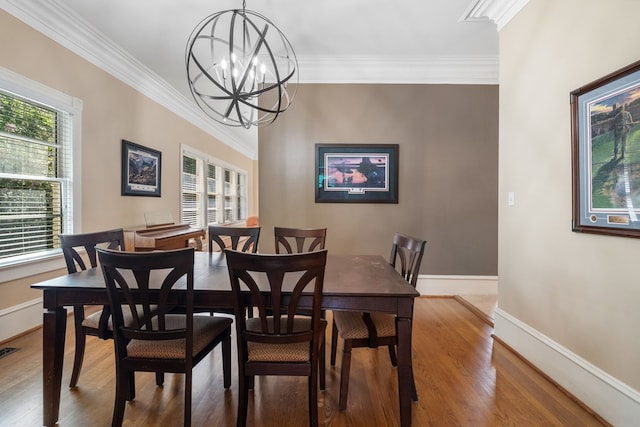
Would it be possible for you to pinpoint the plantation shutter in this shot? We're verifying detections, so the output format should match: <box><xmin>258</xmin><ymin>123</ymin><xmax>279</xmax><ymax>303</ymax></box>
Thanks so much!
<box><xmin>180</xmin><ymin>145</ymin><xmax>247</xmax><ymax>227</ymax></box>
<box><xmin>181</xmin><ymin>155</ymin><xmax>201</xmax><ymax>227</ymax></box>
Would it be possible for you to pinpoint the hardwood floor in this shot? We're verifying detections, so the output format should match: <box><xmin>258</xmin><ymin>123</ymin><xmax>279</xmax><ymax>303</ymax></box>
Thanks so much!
<box><xmin>455</xmin><ymin>294</ymin><xmax>498</xmax><ymax>326</ymax></box>
<box><xmin>0</xmin><ymin>298</ymin><xmax>607</xmax><ymax>426</ymax></box>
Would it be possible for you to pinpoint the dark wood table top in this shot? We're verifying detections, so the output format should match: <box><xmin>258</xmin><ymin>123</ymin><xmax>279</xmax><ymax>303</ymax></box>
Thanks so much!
<box><xmin>33</xmin><ymin>252</ymin><xmax>419</xmax><ymax>313</ymax></box>
<box><xmin>33</xmin><ymin>252</ymin><xmax>417</xmax><ymax>294</ymax></box>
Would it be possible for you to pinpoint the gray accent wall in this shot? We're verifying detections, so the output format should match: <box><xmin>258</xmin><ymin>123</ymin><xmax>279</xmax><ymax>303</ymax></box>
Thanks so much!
<box><xmin>258</xmin><ymin>83</ymin><xmax>498</xmax><ymax>275</ymax></box>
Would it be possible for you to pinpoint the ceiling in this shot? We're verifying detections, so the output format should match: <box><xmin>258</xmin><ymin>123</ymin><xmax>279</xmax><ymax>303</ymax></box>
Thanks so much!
<box><xmin>2</xmin><ymin>0</ymin><xmax>520</xmax><ymax>158</ymax></box>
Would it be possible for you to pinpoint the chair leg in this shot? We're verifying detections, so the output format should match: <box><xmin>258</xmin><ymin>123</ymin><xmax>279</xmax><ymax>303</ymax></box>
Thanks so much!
<box><xmin>112</xmin><ymin>369</ymin><xmax>128</xmax><ymax>427</ymax></box>
<box><xmin>411</xmin><ymin>366</ymin><xmax>418</xmax><ymax>402</ymax></box>
<box><xmin>222</xmin><ymin>335</ymin><xmax>232</xmax><ymax>389</ymax></box>
<box><xmin>112</xmin><ymin>396</ymin><xmax>125</xmax><ymax>427</ymax></box>
<box><xmin>184</xmin><ymin>370</ymin><xmax>192</xmax><ymax>427</ymax></box>
<box><xmin>155</xmin><ymin>372</ymin><xmax>164</xmax><ymax>386</ymax></box>
<box><xmin>338</xmin><ymin>339</ymin><xmax>353</xmax><ymax>411</ymax></box>
<box><xmin>309</xmin><ymin>368</ymin><xmax>319</xmax><ymax>427</ymax></box>
<box><xmin>319</xmin><ymin>337</ymin><xmax>326</xmax><ymax>391</ymax></box>
<box><xmin>237</xmin><ymin>374</ymin><xmax>249</xmax><ymax>427</ymax></box>
<box><xmin>69</xmin><ymin>308</ymin><xmax>86</xmax><ymax>388</ymax></box>
<box><xmin>387</xmin><ymin>344</ymin><xmax>398</xmax><ymax>367</ymax></box>
<box><xmin>330</xmin><ymin>319</ymin><xmax>338</xmax><ymax>366</ymax></box>
<box><xmin>124</xmin><ymin>371</ymin><xmax>136</xmax><ymax>402</ymax></box>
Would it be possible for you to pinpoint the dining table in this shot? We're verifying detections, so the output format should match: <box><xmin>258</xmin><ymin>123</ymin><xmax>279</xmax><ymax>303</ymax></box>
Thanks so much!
<box><xmin>31</xmin><ymin>251</ymin><xmax>420</xmax><ymax>426</ymax></box>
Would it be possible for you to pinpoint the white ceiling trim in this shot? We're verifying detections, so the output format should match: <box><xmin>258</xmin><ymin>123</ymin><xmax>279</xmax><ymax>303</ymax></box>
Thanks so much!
<box><xmin>298</xmin><ymin>55</ymin><xmax>498</xmax><ymax>85</ymax></box>
<box><xmin>460</xmin><ymin>0</ymin><xmax>529</xmax><ymax>30</ymax></box>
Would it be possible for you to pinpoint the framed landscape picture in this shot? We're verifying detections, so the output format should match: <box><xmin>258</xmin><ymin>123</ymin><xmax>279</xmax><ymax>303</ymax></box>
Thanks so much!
<box><xmin>315</xmin><ymin>144</ymin><xmax>398</xmax><ymax>203</ymax></box>
<box><xmin>571</xmin><ymin>59</ymin><xmax>640</xmax><ymax>237</ymax></box>
<box><xmin>121</xmin><ymin>139</ymin><xmax>162</xmax><ymax>197</ymax></box>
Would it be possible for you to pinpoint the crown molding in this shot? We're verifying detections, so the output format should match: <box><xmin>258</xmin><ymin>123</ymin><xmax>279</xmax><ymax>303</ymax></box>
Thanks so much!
<box><xmin>297</xmin><ymin>55</ymin><xmax>498</xmax><ymax>84</ymax></box>
<box><xmin>1</xmin><ymin>0</ymin><xmax>258</xmax><ymax>159</ymax></box>
<box><xmin>461</xmin><ymin>0</ymin><xmax>529</xmax><ymax>30</ymax></box>
<box><xmin>2</xmin><ymin>0</ymin><xmax>502</xmax><ymax>158</ymax></box>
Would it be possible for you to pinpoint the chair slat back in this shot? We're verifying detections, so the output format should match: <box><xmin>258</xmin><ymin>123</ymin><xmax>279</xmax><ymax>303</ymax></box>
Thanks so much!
<box><xmin>225</xmin><ymin>249</ymin><xmax>327</xmax><ymax>345</ymax></box>
<box><xmin>97</xmin><ymin>248</ymin><xmax>195</xmax><ymax>350</ymax></box>
<box><xmin>59</xmin><ymin>228</ymin><xmax>125</xmax><ymax>274</ymax></box>
<box><xmin>274</xmin><ymin>227</ymin><xmax>327</xmax><ymax>254</ymax></box>
<box><xmin>209</xmin><ymin>225</ymin><xmax>260</xmax><ymax>253</ymax></box>
<box><xmin>389</xmin><ymin>233</ymin><xmax>426</xmax><ymax>287</ymax></box>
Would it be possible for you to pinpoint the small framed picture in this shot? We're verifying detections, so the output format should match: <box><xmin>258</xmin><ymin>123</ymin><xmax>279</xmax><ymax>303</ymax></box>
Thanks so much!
<box><xmin>315</xmin><ymin>144</ymin><xmax>399</xmax><ymax>203</ymax></box>
<box><xmin>571</xmin><ymin>59</ymin><xmax>640</xmax><ymax>237</ymax></box>
<box><xmin>121</xmin><ymin>139</ymin><xmax>161</xmax><ymax>197</ymax></box>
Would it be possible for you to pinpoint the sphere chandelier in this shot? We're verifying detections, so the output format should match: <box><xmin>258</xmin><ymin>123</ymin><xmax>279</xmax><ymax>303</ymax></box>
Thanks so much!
<box><xmin>185</xmin><ymin>2</ymin><xmax>298</xmax><ymax>128</ymax></box>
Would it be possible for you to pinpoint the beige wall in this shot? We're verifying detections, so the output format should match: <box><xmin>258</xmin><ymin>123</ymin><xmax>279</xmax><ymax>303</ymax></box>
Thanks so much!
<box><xmin>258</xmin><ymin>83</ymin><xmax>498</xmax><ymax>275</ymax></box>
<box><xmin>0</xmin><ymin>11</ymin><xmax>257</xmax><ymax>309</ymax></box>
<box><xmin>498</xmin><ymin>0</ymin><xmax>640</xmax><ymax>395</ymax></box>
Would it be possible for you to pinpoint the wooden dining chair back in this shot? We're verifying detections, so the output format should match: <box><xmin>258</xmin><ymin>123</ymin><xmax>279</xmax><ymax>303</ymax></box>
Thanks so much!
<box><xmin>59</xmin><ymin>228</ymin><xmax>125</xmax><ymax>388</ymax></box>
<box><xmin>330</xmin><ymin>232</ymin><xmax>426</xmax><ymax>410</ymax></box>
<box><xmin>225</xmin><ymin>249</ymin><xmax>328</xmax><ymax>427</ymax></box>
<box><xmin>97</xmin><ymin>247</ymin><xmax>232</xmax><ymax>427</ymax></box>
<box><xmin>208</xmin><ymin>225</ymin><xmax>261</xmax><ymax>317</ymax></box>
<box><xmin>273</xmin><ymin>226</ymin><xmax>328</xmax><ymax>388</ymax></box>
<box><xmin>389</xmin><ymin>232</ymin><xmax>425</xmax><ymax>287</ymax></box>
<box><xmin>208</xmin><ymin>225</ymin><xmax>260</xmax><ymax>253</ymax></box>
<box><xmin>274</xmin><ymin>226</ymin><xmax>326</xmax><ymax>254</ymax></box>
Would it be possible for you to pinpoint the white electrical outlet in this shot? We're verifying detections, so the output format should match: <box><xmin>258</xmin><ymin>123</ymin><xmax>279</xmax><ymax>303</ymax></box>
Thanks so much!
<box><xmin>508</xmin><ymin>192</ymin><xmax>515</xmax><ymax>206</ymax></box>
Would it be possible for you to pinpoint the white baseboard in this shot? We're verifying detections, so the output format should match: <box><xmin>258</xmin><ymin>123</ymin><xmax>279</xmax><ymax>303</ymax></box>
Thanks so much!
<box><xmin>494</xmin><ymin>308</ymin><xmax>640</xmax><ymax>427</ymax></box>
<box><xmin>0</xmin><ymin>298</ymin><xmax>44</xmax><ymax>343</ymax></box>
<box><xmin>417</xmin><ymin>274</ymin><xmax>498</xmax><ymax>296</ymax></box>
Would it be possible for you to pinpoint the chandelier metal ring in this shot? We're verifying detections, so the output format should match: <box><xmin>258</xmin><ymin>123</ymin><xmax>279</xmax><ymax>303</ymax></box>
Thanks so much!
<box><xmin>185</xmin><ymin>8</ymin><xmax>298</xmax><ymax>128</ymax></box>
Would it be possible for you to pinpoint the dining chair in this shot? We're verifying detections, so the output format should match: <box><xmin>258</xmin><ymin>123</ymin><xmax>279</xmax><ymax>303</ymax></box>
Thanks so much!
<box><xmin>225</xmin><ymin>249</ymin><xmax>328</xmax><ymax>427</ymax></box>
<box><xmin>208</xmin><ymin>225</ymin><xmax>260</xmax><ymax>253</ymax></box>
<box><xmin>274</xmin><ymin>226</ymin><xmax>326</xmax><ymax>254</ymax></box>
<box><xmin>59</xmin><ymin>228</ymin><xmax>126</xmax><ymax>388</ymax></box>
<box><xmin>330</xmin><ymin>232</ymin><xmax>426</xmax><ymax>410</ymax></box>
<box><xmin>273</xmin><ymin>226</ymin><xmax>328</xmax><ymax>390</ymax></box>
<box><xmin>208</xmin><ymin>225</ymin><xmax>261</xmax><ymax>318</ymax></box>
<box><xmin>96</xmin><ymin>247</ymin><xmax>232</xmax><ymax>427</ymax></box>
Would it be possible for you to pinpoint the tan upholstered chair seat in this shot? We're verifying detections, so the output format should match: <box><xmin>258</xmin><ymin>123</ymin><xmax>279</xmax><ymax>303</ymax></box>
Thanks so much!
<box><xmin>332</xmin><ymin>311</ymin><xmax>396</xmax><ymax>340</ymax></box>
<box><xmin>126</xmin><ymin>314</ymin><xmax>232</xmax><ymax>359</ymax></box>
<box><xmin>81</xmin><ymin>305</ymin><xmax>155</xmax><ymax>330</ymax></box>
<box><xmin>245</xmin><ymin>317</ymin><xmax>327</xmax><ymax>362</ymax></box>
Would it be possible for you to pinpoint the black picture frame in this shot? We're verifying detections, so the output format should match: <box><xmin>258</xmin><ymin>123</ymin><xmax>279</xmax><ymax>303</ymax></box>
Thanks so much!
<box><xmin>571</xmin><ymin>59</ymin><xmax>640</xmax><ymax>238</ymax></box>
<box><xmin>315</xmin><ymin>144</ymin><xmax>399</xmax><ymax>203</ymax></box>
<box><xmin>121</xmin><ymin>139</ymin><xmax>162</xmax><ymax>197</ymax></box>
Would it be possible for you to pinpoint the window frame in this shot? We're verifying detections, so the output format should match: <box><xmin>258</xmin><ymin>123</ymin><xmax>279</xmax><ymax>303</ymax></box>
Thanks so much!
<box><xmin>180</xmin><ymin>144</ymin><xmax>248</xmax><ymax>228</ymax></box>
<box><xmin>0</xmin><ymin>67</ymin><xmax>82</xmax><ymax>280</ymax></box>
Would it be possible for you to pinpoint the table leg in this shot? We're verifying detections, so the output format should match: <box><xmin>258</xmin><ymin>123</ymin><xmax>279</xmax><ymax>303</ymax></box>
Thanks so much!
<box><xmin>43</xmin><ymin>306</ymin><xmax>67</xmax><ymax>426</ymax></box>
<box><xmin>396</xmin><ymin>315</ymin><xmax>413</xmax><ymax>427</ymax></box>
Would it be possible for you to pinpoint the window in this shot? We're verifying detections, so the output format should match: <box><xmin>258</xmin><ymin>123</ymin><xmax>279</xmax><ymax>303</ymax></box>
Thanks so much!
<box><xmin>0</xmin><ymin>68</ymin><xmax>80</xmax><ymax>267</ymax></box>
<box><xmin>207</xmin><ymin>163</ymin><xmax>219</xmax><ymax>224</ymax></box>
<box><xmin>180</xmin><ymin>146</ymin><xmax>248</xmax><ymax>228</ymax></box>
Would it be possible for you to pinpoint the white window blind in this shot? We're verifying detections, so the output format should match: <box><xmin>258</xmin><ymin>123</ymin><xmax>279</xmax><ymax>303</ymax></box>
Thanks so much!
<box><xmin>0</xmin><ymin>88</ymin><xmax>74</xmax><ymax>261</ymax></box>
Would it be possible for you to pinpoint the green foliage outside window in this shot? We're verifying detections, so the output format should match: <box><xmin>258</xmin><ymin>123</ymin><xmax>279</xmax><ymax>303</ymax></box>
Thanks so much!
<box><xmin>0</xmin><ymin>92</ymin><xmax>63</xmax><ymax>259</ymax></box>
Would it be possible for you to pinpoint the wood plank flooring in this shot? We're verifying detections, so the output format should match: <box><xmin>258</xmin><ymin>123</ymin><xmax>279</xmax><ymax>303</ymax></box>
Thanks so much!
<box><xmin>0</xmin><ymin>298</ymin><xmax>608</xmax><ymax>426</ymax></box>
